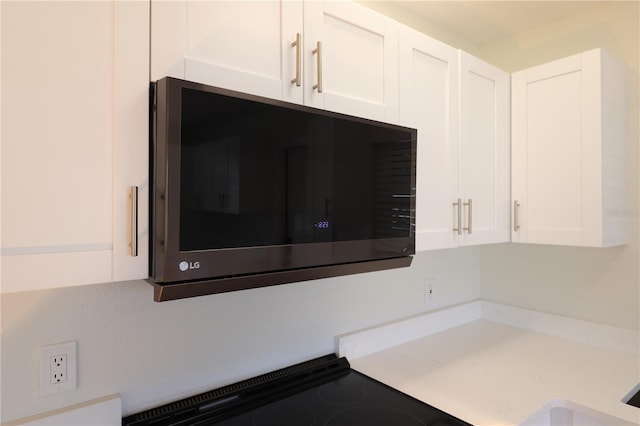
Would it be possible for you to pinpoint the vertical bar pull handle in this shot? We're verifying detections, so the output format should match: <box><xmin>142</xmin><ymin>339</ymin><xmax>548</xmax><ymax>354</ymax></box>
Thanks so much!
<box><xmin>463</xmin><ymin>199</ymin><xmax>473</xmax><ymax>234</ymax></box>
<box><xmin>453</xmin><ymin>199</ymin><xmax>462</xmax><ymax>235</ymax></box>
<box><xmin>513</xmin><ymin>200</ymin><xmax>521</xmax><ymax>231</ymax></box>
<box><xmin>291</xmin><ymin>33</ymin><xmax>301</xmax><ymax>86</ymax></box>
<box><xmin>312</xmin><ymin>41</ymin><xmax>323</xmax><ymax>93</ymax></box>
<box><xmin>130</xmin><ymin>186</ymin><xmax>139</xmax><ymax>257</ymax></box>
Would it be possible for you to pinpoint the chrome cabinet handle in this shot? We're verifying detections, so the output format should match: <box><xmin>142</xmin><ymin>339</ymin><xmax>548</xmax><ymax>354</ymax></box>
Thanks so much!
<box><xmin>130</xmin><ymin>186</ymin><xmax>139</xmax><ymax>257</ymax></box>
<box><xmin>312</xmin><ymin>41</ymin><xmax>323</xmax><ymax>93</ymax></box>
<box><xmin>463</xmin><ymin>199</ymin><xmax>473</xmax><ymax>234</ymax></box>
<box><xmin>453</xmin><ymin>198</ymin><xmax>462</xmax><ymax>235</ymax></box>
<box><xmin>291</xmin><ymin>33</ymin><xmax>301</xmax><ymax>86</ymax></box>
<box><xmin>513</xmin><ymin>200</ymin><xmax>521</xmax><ymax>231</ymax></box>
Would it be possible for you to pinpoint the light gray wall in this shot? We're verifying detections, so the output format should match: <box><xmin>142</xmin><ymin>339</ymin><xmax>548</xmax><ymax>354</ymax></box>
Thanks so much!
<box><xmin>1</xmin><ymin>248</ymin><xmax>481</xmax><ymax>421</ymax></box>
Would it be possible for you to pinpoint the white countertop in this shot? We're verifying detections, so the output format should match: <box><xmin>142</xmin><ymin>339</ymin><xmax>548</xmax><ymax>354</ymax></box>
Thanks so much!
<box><xmin>349</xmin><ymin>319</ymin><xmax>640</xmax><ymax>425</ymax></box>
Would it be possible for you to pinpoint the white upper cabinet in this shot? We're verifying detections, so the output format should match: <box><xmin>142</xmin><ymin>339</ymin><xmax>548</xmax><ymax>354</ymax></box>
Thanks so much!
<box><xmin>458</xmin><ymin>51</ymin><xmax>511</xmax><ymax>246</ymax></box>
<box><xmin>1</xmin><ymin>1</ymin><xmax>149</xmax><ymax>293</ymax></box>
<box><xmin>151</xmin><ymin>1</ymin><xmax>304</xmax><ymax>103</ymax></box>
<box><xmin>150</xmin><ymin>0</ymin><xmax>398</xmax><ymax>123</ymax></box>
<box><xmin>511</xmin><ymin>48</ymin><xmax>629</xmax><ymax>247</ymax></box>
<box><xmin>400</xmin><ymin>26</ymin><xmax>510</xmax><ymax>250</ymax></box>
<box><xmin>303</xmin><ymin>1</ymin><xmax>398</xmax><ymax>122</ymax></box>
<box><xmin>399</xmin><ymin>26</ymin><xmax>459</xmax><ymax>250</ymax></box>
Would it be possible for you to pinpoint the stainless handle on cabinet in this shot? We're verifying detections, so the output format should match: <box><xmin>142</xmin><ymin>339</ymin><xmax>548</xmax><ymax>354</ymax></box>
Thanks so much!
<box><xmin>513</xmin><ymin>200</ymin><xmax>521</xmax><ymax>232</ymax></box>
<box><xmin>464</xmin><ymin>199</ymin><xmax>473</xmax><ymax>234</ymax></box>
<box><xmin>130</xmin><ymin>186</ymin><xmax>139</xmax><ymax>257</ymax></box>
<box><xmin>291</xmin><ymin>33</ymin><xmax>301</xmax><ymax>86</ymax></box>
<box><xmin>453</xmin><ymin>198</ymin><xmax>462</xmax><ymax>235</ymax></box>
<box><xmin>312</xmin><ymin>41</ymin><xmax>323</xmax><ymax>93</ymax></box>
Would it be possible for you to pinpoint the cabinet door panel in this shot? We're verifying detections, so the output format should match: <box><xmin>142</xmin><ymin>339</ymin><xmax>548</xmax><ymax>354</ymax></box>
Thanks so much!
<box><xmin>399</xmin><ymin>26</ymin><xmax>458</xmax><ymax>250</ymax></box>
<box><xmin>463</xmin><ymin>71</ymin><xmax>497</xmax><ymax>234</ymax></box>
<box><xmin>151</xmin><ymin>1</ymin><xmax>303</xmax><ymax>102</ymax></box>
<box><xmin>2</xmin><ymin>252</ymin><xmax>112</xmax><ymax>293</ymax></box>
<box><xmin>322</xmin><ymin>14</ymin><xmax>384</xmax><ymax>106</ymax></box>
<box><xmin>459</xmin><ymin>52</ymin><xmax>510</xmax><ymax>246</ymax></box>
<box><xmin>509</xmin><ymin>51</ymin><xmax>614</xmax><ymax>247</ymax></box>
<box><xmin>1</xmin><ymin>2</ymin><xmax>112</xmax><ymax>251</ymax></box>
<box><xmin>185</xmin><ymin>2</ymin><xmax>282</xmax><ymax>98</ymax></box>
<box><xmin>526</xmin><ymin>71</ymin><xmax>583</xmax><ymax>244</ymax></box>
<box><xmin>112</xmin><ymin>1</ymin><xmax>150</xmax><ymax>281</ymax></box>
<box><xmin>304</xmin><ymin>1</ymin><xmax>398</xmax><ymax>123</ymax></box>
<box><xmin>187</xmin><ymin>2</ymin><xmax>281</xmax><ymax>77</ymax></box>
<box><xmin>1</xmin><ymin>1</ymin><xmax>149</xmax><ymax>292</ymax></box>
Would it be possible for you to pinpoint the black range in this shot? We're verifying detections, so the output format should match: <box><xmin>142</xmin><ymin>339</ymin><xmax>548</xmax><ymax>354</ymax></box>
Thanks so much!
<box><xmin>122</xmin><ymin>354</ymin><xmax>470</xmax><ymax>426</ymax></box>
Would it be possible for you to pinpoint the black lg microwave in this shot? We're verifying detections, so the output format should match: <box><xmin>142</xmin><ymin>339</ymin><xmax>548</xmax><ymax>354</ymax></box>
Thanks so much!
<box><xmin>149</xmin><ymin>77</ymin><xmax>416</xmax><ymax>301</ymax></box>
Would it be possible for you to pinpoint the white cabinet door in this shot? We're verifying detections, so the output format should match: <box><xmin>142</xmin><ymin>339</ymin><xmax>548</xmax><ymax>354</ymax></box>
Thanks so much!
<box><xmin>511</xmin><ymin>48</ymin><xmax>628</xmax><ymax>247</ymax></box>
<box><xmin>399</xmin><ymin>26</ymin><xmax>458</xmax><ymax>250</ymax></box>
<box><xmin>399</xmin><ymin>32</ymin><xmax>509</xmax><ymax>251</ymax></box>
<box><xmin>113</xmin><ymin>2</ymin><xmax>150</xmax><ymax>282</ymax></box>
<box><xmin>303</xmin><ymin>1</ymin><xmax>398</xmax><ymax>123</ymax></box>
<box><xmin>150</xmin><ymin>1</ymin><xmax>398</xmax><ymax>122</ymax></box>
<box><xmin>1</xmin><ymin>1</ymin><xmax>149</xmax><ymax>292</ymax></box>
<box><xmin>458</xmin><ymin>51</ymin><xmax>510</xmax><ymax>246</ymax></box>
<box><xmin>151</xmin><ymin>1</ymin><xmax>304</xmax><ymax>103</ymax></box>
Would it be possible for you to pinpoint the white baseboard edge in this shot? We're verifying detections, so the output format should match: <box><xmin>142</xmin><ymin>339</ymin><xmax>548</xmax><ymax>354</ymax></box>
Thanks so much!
<box><xmin>481</xmin><ymin>300</ymin><xmax>639</xmax><ymax>355</ymax></box>
<box><xmin>337</xmin><ymin>300</ymin><xmax>483</xmax><ymax>359</ymax></box>
<box><xmin>337</xmin><ymin>299</ymin><xmax>639</xmax><ymax>360</ymax></box>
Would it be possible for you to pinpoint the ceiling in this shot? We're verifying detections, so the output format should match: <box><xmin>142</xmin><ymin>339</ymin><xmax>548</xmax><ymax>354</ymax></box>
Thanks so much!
<box><xmin>389</xmin><ymin>1</ymin><xmax>606</xmax><ymax>45</ymax></box>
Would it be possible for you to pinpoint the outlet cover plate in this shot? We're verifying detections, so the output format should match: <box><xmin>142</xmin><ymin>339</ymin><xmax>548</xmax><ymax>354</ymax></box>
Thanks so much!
<box><xmin>40</xmin><ymin>341</ymin><xmax>77</xmax><ymax>396</ymax></box>
<box><xmin>424</xmin><ymin>278</ymin><xmax>436</xmax><ymax>304</ymax></box>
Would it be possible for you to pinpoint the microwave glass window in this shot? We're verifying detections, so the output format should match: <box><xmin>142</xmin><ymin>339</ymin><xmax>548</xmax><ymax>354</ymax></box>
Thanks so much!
<box><xmin>179</xmin><ymin>88</ymin><xmax>413</xmax><ymax>252</ymax></box>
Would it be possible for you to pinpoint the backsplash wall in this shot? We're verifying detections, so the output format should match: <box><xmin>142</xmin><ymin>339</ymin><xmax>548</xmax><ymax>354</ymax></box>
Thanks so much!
<box><xmin>1</xmin><ymin>248</ymin><xmax>481</xmax><ymax>421</ymax></box>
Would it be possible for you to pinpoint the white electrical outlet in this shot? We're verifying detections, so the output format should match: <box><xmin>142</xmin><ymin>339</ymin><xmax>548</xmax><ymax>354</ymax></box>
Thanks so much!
<box><xmin>40</xmin><ymin>341</ymin><xmax>77</xmax><ymax>396</ymax></box>
<box><xmin>50</xmin><ymin>353</ymin><xmax>67</xmax><ymax>384</ymax></box>
<box><xmin>424</xmin><ymin>278</ymin><xmax>436</xmax><ymax>304</ymax></box>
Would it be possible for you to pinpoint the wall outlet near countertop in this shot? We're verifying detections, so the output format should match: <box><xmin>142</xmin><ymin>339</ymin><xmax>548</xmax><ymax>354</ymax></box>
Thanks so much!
<box><xmin>39</xmin><ymin>341</ymin><xmax>77</xmax><ymax>396</ymax></box>
<box><xmin>50</xmin><ymin>353</ymin><xmax>67</xmax><ymax>384</ymax></box>
<box><xmin>424</xmin><ymin>278</ymin><xmax>436</xmax><ymax>305</ymax></box>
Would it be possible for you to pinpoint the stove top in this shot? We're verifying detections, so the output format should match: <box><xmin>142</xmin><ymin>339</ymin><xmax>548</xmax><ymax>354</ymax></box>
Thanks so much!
<box><xmin>123</xmin><ymin>354</ymin><xmax>470</xmax><ymax>426</ymax></box>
